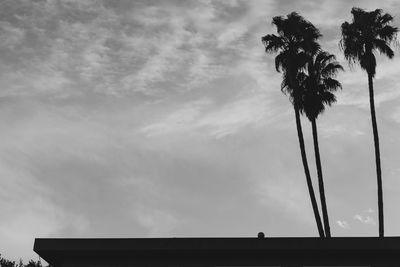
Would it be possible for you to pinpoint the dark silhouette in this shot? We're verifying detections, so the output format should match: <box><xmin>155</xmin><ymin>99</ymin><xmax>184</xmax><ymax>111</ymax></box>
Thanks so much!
<box><xmin>299</xmin><ymin>51</ymin><xmax>344</xmax><ymax>237</ymax></box>
<box><xmin>24</xmin><ymin>261</ymin><xmax>42</xmax><ymax>267</ymax></box>
<box><xmin>340</xmin><ymin>7</ymin><xmax>398</xmax><ymax>237</ymax></box>
<box><xmin>262</xmin><ymin>12</ymin><xmax>325</xmax><ymax>237</ymax></box>
<box><xmin>0</xmin><ymin>255</ymin><xmax>45</xmax><ymax>267</ymax></box>
<box><xmin>33</xmin><ymin>237</ymin><xmax>400</xmax><ymax>266</ymax></box>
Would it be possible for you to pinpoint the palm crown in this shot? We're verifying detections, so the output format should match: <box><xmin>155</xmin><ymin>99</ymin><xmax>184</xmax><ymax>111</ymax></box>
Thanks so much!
<box><xmin>299</xmin><ymin>51</ymin><xmax>344</xmax><ymax>121</ymax></box>
<box><xmin>262</xmin><ymin>12</ymin><xmax>321</xmax><ymax>108</ymax></box>
<box><xmin>340</xmin><ymin>7</ymin><xmax>398</xmax><ymax>76</ymax></box>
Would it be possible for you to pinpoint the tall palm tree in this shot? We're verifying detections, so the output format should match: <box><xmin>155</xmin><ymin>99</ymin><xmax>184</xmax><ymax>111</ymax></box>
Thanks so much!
<box><xmin>262</xmin><ymin>12</ymin><xmax>325</xmax><ymax>237</ymax></box>
<box><xmin>299</xmin><ymin>51</ymin><xmax>344</xmax><ymax>238</ymax></box>
<box><xmin>340</xmin><ymin>7</ymin><xmax>398</xmax><ymax>237</ymax></box>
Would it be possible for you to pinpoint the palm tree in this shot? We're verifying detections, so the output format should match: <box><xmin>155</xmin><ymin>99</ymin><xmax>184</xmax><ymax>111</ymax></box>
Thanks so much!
<box><xmin>340</xmin><ymin>7</ymin><xmax>398</xmax><ymax>237</ymax></box>
<box><xmin>298</xmin><ymin>51</ymin><xmax>344</xmax><ymax>237</ymax></box>
<box><xmin>262</xmin><ymin>12</ymin><xmax>325</xmax><ymax>237</ymax></box>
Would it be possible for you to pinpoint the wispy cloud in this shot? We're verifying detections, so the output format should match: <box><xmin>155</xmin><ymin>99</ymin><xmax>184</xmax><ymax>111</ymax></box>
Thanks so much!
<box><xmin>140</xmin><ymin>98</ymin><xmax>212</xmax><ymax>136</ymax></box>
<box><xmin>336</xmin><ymin>220</ymin><xmax>350</xmax><ymax>229</ymax></box>
<box><xmin>141</xmin><ymin>93</ymin><xmax>276</xmax><ymax>139</ymax></box>
<box><xmin>353</xmin><ymin>214</ymin><xmax>376</xmax><ymax>225</ymax></box>
<box><xmin>365</xmin><ymin>208</ymin><xmax>375</xmax><ymax>213</ymax></box>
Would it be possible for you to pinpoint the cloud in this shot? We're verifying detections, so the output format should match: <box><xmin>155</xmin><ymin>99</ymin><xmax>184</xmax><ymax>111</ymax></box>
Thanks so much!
<box><xmin>0</xmin><ymin>21</ymin><xmax>26</xmax><ymax>49</ymax></box>
<box><xmin>336</xmin><ymin>220</ymin><xmax>350</xmax><ymax>229</ymax></box>
<box><xmin>217</xmin><ymin>23</ymin><xmax>247</xmax><ymax>48</ymax></box>
<box><xmin>353</xmin><ymin>214</ymin><xmax>376</xmax><ymax>225</ymax></box>
<box><xmin>141</xmin><ymin>92</ymin><xmax>277</xmax><ymax>139</ymax></box>
<box><xmin>196</xmin><ymin>94</ymin><xmax>274</xmax><ymax>138</ymax></box>
<box><xmin>140</xmin><ymin>98</ymin><xmax>213</xmax><ymax>136</ymax></box>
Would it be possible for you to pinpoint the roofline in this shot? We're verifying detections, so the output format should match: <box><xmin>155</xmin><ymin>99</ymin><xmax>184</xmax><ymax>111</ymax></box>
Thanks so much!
<box><xmin>34</xmin><ymin>236</ymin><xmax>400</xmax><ymax>251</ymax></box>
<box><xmin>34</xmin><ymin>237</ymin><xmax>400</xmax><ymax>266</ymax></box>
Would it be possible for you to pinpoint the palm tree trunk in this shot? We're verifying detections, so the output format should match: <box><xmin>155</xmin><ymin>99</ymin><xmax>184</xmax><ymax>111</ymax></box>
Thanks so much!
<box><xmin>294</xmin><ymin>107</ymin><xmax>325</xmax><ymax>237</ymax></box>
<box><xmin>311</xmin><ymin>118</ymin><xmax>331</xmax><ymax>237</ymax></box>
<box><xmin>368</xmin><ymin>73</ymin><xmax>384</xmax><ymax>237</ymax></box>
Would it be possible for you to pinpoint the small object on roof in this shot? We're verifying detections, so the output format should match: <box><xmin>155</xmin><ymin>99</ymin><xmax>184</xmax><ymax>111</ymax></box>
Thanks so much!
<box><xmin>257</xmin><ymin>232</ymin><xmax>265</xmax><ymax>238</ymax></box>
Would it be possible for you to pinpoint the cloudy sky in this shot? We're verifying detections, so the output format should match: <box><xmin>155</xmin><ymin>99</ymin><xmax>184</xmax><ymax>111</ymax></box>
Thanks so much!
<box><xmin>1</xmin><ymin>0</ymin><xmax>400</xmax><ymax>262</ymax></box>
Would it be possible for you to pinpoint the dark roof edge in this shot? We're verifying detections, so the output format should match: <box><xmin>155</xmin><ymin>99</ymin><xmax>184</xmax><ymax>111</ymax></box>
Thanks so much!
<box><xmin>34</xmin><ymin>236</ymin><xmax>400</xmax><ymax>252</ymax></box>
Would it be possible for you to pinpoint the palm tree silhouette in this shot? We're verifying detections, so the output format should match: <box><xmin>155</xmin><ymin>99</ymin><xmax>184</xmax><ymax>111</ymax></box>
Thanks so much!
<box><xmin>340</xmin><ymin>7</ymin><xmax>398</xmax><ymax>237</ymax></box>
<box><xmin>298</xmin><ymin>51</ymin><xmax>343</xmax><ymax>238</ymax></box>
<box><xmin>262</xmin><ymin>12</ymin><xmax>325</xmax><ymax>237</ymax></box>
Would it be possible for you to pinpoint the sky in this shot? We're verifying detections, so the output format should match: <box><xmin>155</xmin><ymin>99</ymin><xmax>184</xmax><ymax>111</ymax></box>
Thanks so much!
<box><xmin>1</xmin><ymin>0</ymin><xmax>400</xmax><ymax>262</ymax></box>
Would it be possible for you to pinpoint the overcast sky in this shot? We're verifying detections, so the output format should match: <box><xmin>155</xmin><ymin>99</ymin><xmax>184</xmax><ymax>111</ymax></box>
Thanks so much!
<box><xmin>1</xmin><ymin>0</ymin><xmax>400</xmax><ymax>262</ymax></box>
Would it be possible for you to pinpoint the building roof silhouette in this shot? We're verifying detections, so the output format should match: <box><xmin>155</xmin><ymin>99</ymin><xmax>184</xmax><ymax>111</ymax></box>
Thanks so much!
<box><xmin>34</xmin><ymin>237</ymin><xmax>400</xmax><ymax>267</ymax></box>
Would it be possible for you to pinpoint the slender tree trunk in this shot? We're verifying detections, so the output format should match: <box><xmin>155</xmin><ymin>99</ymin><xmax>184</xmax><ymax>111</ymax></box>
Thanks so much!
<box><xmin>311</xmin><ymin>118</ymin><xmax>331</xmax><ymax>237</ymax></box>
<box><xmin>294</xmin><ymin>107</ymin><xmax>325</xmax><ymax>237</ymax></box>
<box><xmin>368</xmin><ymin>73</ymin><xmax>384</xmax><ymax>237</ymax></box>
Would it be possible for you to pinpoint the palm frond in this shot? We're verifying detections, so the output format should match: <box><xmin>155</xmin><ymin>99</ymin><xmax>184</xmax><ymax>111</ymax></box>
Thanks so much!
<box><xmin>321</xmin><ymin>91</ymin><xmax>337</xmax><ymax>106</ymax></box>
<box><xmin>377</xmin><ymin>25</ymin><xmax>398</xmax><ymax>42</ymax></box>
<box><xmin>321</xmin><ymin>63</ymin><xmax>344</xmax><ymax>78</ymax></box>
<box><xmin>379</xmin><ymin>12</ymin><xmax>394</xmax><ymax>25</ymax></box>
<box><xmin>340</xmin><ymin>22</ymin><xmax>364</xmax><ymax>64</ymax></box>
<box><xmin>262</xmin><ymin>34</ymin><xmax>284</xmax><ymax>53</ymax></box>
<box><xmin>323</xmin><ymin>78</ymin><xmax>342</xmax><ymax>91</ymax></box>
<box><xmin>351</xmin><ymin>7</ymin><xmax>367</xmax><ymax>24</ymax></box>
<box><xmin>280</xmin><ymin>72</ymin><xmax>292</xmax><ymax>95</ymax></box>
<box><xmin>274</xmin><ymin>52</ymin><xmax>286</xmax><ymax>72</ymax></box>
<box><xmin>272</xmin><ymin>15</ymin><xmax>285</xmax><ymax>34</ymax></box>
<box><xmin>373</xmin><ymin>38</ymin><xmax>395</xmax><ymax>58</ymax></box>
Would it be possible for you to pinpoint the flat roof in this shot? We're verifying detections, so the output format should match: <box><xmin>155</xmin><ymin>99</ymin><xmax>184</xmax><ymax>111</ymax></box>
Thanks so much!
<box><xmin>34</xmin><ymin>237</ymin><xmax>400</xmax><ymax>266</ymax></box>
